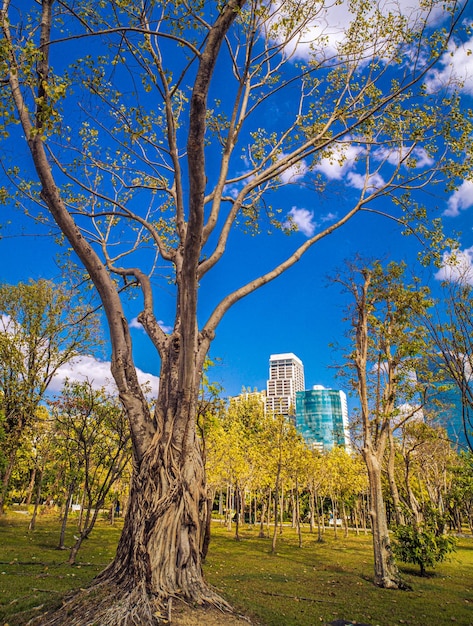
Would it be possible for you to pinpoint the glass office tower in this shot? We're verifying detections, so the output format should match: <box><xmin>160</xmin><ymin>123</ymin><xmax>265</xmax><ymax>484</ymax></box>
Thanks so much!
<box><xmin>295</xmin><ymin>385</ymin><xmax>350</xmax><ymax>451</ymax></box>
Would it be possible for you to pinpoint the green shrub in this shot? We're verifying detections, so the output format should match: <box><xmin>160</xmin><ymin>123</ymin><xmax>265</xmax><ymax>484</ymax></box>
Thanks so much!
<box><xmin>393</xmin><ymin>524</ymin><xmax>456</xmax><ymax>576</ymax></box>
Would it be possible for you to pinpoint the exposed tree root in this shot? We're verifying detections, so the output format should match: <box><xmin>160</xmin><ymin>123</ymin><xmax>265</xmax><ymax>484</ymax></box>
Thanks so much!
<box><xmin>28</xmin><ymin>579</ymin><xmax>236</xmax><ymax>626</ymax></box>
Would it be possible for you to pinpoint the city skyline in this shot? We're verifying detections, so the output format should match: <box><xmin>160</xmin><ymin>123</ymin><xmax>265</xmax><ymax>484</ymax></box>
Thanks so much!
<box><xmin>233</xmin><ymin>352</ymin><xmax>352</xmax><ymax>452</ymax></box>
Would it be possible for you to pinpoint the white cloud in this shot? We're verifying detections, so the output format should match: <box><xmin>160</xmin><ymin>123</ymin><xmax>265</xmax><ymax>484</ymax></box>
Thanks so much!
<box><xmin>285</xmin><ymin>206</ymin><xmax>316</xmax><ymax>236</ymax></box>
<box><xmin>434</xmin><ymin>247</ymin><xmax>473</xmax><ymax>285</ymax></box>
<box><xmin>425</xmin><ymin>34</ymin><xmax>473</xmax><ymax>96</ymax></box>
<box><xmin>444</xmin><ymin>179</ymin><xmax>473</xmax><ymax>217</ymax></box>
<box><xmin>315</xmin><ymin>143</ymin><xmax>363</xmax><ymax>180</ymax></box>
<box><xmin>49</xmin><ymin>354</ymin><xmax>160</xmax><ymax>396</ymax></box>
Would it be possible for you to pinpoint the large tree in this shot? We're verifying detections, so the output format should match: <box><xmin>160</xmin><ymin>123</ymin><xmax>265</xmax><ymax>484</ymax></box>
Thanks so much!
<box><xmin>0</xmin><ymin>0</ymin><xmax>471</xmax><ymax>622</ymax></box>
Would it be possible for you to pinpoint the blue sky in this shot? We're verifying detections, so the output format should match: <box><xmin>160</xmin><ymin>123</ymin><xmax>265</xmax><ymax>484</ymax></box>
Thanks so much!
<box><xmin>1</xmin><ymin>0</ymin><xmax>473</xmax><ymax>403</ymax></box>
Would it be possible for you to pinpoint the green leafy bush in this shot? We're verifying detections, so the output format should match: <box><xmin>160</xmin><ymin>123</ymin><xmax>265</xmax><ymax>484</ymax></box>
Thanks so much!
<box><xmin>393</xmin><ymin>525</ymin><xmax>456</xmax><ymax>576</ymax></box>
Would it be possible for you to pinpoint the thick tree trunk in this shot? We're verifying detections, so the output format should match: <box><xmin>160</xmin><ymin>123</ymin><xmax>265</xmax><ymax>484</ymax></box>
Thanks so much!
<box><xmin>364</xmin><ymin>449</ymin><xmax>405</xmax><ymax>589</ymax></box>
<box><xmin>105</xmin><ymin>435</ymin><xmax>216</xmax><ymax>589</ymax></box>
<box><xmin>38</xmin><ymin>427</ymin><xmax>226</xmax><ymax>624</ymax></box>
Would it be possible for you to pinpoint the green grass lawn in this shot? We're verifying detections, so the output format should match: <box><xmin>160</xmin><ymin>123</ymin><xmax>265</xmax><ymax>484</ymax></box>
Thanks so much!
<box><xmin>0</xmin><ymin>511</ymin><xmax>123</xmax><ymax>625</ymax></box>
<box><xmin>0</xmin><ymin>513</ymin><xmax>472</xmax><ymax>625</ymax></box>
<box><xmin>206</xmin><ymin>524</ymin><xmax>473</xmax><ymax>625</ymax></box>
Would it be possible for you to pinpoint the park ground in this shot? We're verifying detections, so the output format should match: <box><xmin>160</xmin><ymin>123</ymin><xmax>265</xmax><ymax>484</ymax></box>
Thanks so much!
<box><xmin>0</xmin><ymin>511</ymin><xmax>472</xmax><ymax>625</ymax></box>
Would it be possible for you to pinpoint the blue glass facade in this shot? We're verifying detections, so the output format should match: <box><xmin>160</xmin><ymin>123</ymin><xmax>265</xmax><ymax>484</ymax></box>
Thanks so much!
<box><xmin>429</xmin><ymin>382</ymin><xmax>471</xmax><ymax>450</ymax></box>
<box><xmin>295</xmin><ymin>387</ymin><xmax>349</xmax><ymax>451</ymax></box>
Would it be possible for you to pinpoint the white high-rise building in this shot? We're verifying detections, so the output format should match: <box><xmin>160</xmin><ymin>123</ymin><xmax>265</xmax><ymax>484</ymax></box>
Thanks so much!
<box><xmin>265</xmin><ymin>353</ymin><xmax>305</xmax><ymax>421</ymax></box>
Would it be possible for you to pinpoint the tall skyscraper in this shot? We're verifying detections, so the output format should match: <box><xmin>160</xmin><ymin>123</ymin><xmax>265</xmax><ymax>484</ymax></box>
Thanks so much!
<box><xmin>295</xmin><ymin>385</ymin><xmax>350</xmax><ymax>452</ymax></box>
<box><xmin>265</xmin><ymin>353</ymin><xmax>305</xmax><ymax>421</ymax></box>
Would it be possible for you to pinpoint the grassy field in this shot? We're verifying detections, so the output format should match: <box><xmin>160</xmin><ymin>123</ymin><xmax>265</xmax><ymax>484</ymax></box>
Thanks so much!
<box><xmin>0</xmin><ymin>512</ymin><xmax>472</xmax><ymax>625</ymax></box>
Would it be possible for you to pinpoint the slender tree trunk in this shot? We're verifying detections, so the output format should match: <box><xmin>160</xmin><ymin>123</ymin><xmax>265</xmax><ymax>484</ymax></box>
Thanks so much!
<box><xmin>58</xmin><ymin>482</ymin><xmax>75</xmax><ymax>550</ymax></box>
<box><xmin>234</xmin><ymin>481</ymin><xmax>240</xmax><ymax>541</ymax></box>
<box><xmin>266</xmin><ymin>488</ymin><xmax>271</xmax><ymax>531</ymax></box>
<box><xmin>69</xmin><ymin>502</ymin><xmax>102</xmax><ymax>565</ymax></box>
<box><xmin>272</xmin><ymin>465</ymin><xmax>281</xmax><ymax>553</ymax></box>
<box><xmin>364</xmin><ymin>449</ymin><xmax>405</xmax><ymax>589</ymax></box>
<box><xmin>226</xmin><ymin>484</ymin><xmax>232</xmax><ymax>530</ymax></box>
<box><xmin>259</xmin><ymin>500</ymin><xmax>267</xmax><ymax>538</ymax></box>
<box><xmin>28</xmin><ymin>469</ymin><xmax>43</xmax><ymax>531</ymax></box>
<box><xmin>77</xmin><ymin>486</ymin><xmax>86</xmax><ymax>532</ymax></box>
<box><xmin>201</xmin><ymin>489</ymin><xmax>213</xmax><ymax>562</ymax></box>
<box><xmin>331</xmin><ymin>496</ymin><xmax>338</xmax><ymax>538</ymax></box>
<box><xmin>354</xmin><ymin>499</ymin><xmax>360</xmax><ymax>536</ymax></box>
<box><xmin>342</xmin><ymin>501</ymin><xmax>349</xmax><ymax>538</ymax></box>
<box><xmin>291</xmin><ymin>488</ymin><xmax>296</xmax><ymax>528</ymax></box>
<box><xmin>295</xmin><ymin>478</ymin><xmax>302</xmax><ymax>548</ymax></box>
<box><xmin>316</xmin><ymin>497</ymin><xmax>323</xmax><ymax>542</ymax></box>
<box><xmin>309</xmin><ymin>486</ymin><xmax>315</xmax><ymax>533</ymax></box>
<box><xmin>318</xmin><ymin>495</ymin><xmax>325</xmax><ymax>539</ymax></box>
<box><xmin>218</xmin><ymin>490</ymin><xmax>223</xmax><ymax>517</ymax></box>
<box><xmin>279</xmin><ymin>488</ymin><xmax>284</xmax><ymax>534</ymax></box>
<box><xmin>387</xmin><ymin>429</ymin><xmax>404</xmax><ymax>526</ymax></box>
<box><xmin>25</xmin><ymin>466</ymin><xmax>37</xmax><ymax>506</ymax></box>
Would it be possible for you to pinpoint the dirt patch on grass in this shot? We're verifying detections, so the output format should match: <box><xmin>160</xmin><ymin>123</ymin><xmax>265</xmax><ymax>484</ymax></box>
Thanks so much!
<box><xmin>169</xmin><ymin>600</ymin><xmax>255</xmax><ymax>625</ymax></box>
